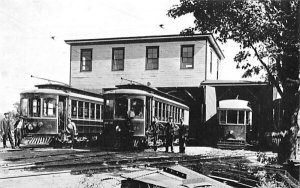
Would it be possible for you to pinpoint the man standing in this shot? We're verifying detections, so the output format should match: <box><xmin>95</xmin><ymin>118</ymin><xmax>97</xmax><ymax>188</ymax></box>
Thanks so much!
<box><xmin>66</xmin><ymin>117</ymin><xmax>77</xmax><ymax>149</ymax></box>
<box><xmin>1</xmin><ymin>112</ymin><xmax>15</xmax><ymax>149</ymax></box>
<box><xmin>14</xmin><ymin>115</ymin><xmax>23</xmax><ymax>148</ymax></box>
<box><xmin>165</xmin><ymin>116</ymin><xmax>177</xmax><ymax>152</ymax></box>
<box><xmin>178</xmin><ymin>118</ymin><xmax>186</xmax><ymax>153</ymax></box>
<box><xmin>148</xmin><ymin>117</ymin><xmax>163</xmax><ymax>151</ymax></box>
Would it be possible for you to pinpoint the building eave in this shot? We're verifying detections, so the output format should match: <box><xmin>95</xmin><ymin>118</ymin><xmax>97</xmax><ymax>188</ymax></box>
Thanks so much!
<box><xmin>201</xmin><ymin>80</ymin><xmax>269</xmax><ymax>87</ymax></box>
<box><xmin>65</xmin><ymin>33</ymin><xmax>225</xmax><ymax>60</ymax></box>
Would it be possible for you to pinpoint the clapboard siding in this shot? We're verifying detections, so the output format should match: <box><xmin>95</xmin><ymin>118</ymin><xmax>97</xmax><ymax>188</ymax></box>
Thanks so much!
<box><xmin>70</xmin><ymin>39</ymin><xmax>215</xmax><ymax>90</ymax></box>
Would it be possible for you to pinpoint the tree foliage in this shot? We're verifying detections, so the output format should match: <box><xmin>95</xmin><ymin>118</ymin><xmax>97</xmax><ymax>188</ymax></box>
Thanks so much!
<box><xmin>168</xmin><ymin>0</ymin><xmax>299</xmax><ymax>95</ymax></box>
<box><xmin>168</xmin><ymin>0</ymin><xmax>300</xmax><ymax>163</ymax></box>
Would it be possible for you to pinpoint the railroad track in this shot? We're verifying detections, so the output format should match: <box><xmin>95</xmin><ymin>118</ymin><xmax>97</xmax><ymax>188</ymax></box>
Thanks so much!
<box><xmin>1</xmin><ymin>148</ymin><xmax>269</xmax><ymax>188</ymax></box>
<box><xmin>3</xmin><ymin>150</ymin><xmax>250</xmax><ymax>171</ymax></box>
<box><xmin>4</xmin><ymin>151</ymin><xmax>118</xmax><ymax>170</ymax></box>
<box><xmin>0</xmin><ymin>154</ymin><xmax>247</xmax><ymax>180</ymax></box>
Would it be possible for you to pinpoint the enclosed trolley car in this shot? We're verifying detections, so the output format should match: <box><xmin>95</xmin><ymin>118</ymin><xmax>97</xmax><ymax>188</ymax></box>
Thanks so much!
<box><xmin>20</xmin><ymin>84</ymin><xmax>104</xmax><ymax>145</ymax></box>
<box><xmin>217</xmin><ymin>99</ymin><xmax>253</xmax><ymax>149</ymax></box>
<box><xmin>102</xmin><ymin>84</ymin><xmax>189</xmax><ymax>150</ymax></box>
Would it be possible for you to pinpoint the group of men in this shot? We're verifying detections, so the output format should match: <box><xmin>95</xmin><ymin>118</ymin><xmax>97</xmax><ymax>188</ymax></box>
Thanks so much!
<box><xmin>0</xmin><ymin>112</ymin><xmax>23</xmax><ymax>149</ymax></box>
<box><xmin>0</xmin><ymin>112</ymin><xmax>77</xmax><ymax>149</ymax></box>
<box><xmin>148</xmin><ymin>116</ymin><xmax>186</xmax><ymax>153</ymax></box>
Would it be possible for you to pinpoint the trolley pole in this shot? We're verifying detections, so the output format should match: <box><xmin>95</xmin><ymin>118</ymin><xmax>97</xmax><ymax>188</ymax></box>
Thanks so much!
<box><xmin>31</xmin><ymin>75</ymin><xmax>69</xmax><ymax>86</ymax></box>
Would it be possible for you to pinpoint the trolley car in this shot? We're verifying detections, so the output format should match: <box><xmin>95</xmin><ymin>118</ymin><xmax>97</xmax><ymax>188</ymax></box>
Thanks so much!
<box><xmin>217</xmin><ymin>99</ymin><xmax>252</xmax><ymax>149</ymax></box>
<box><xmin>20</xmin><ymin>84</ymin><xmax>104</xmax><ymax>145</ymax></box>
<box><xmin>102</xmin><ymin>84</ymin><xmax>189</xmax><ymax>150</ymax></box>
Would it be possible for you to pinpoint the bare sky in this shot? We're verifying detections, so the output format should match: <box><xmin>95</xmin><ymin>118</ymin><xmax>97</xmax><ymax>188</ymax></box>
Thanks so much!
<box><xmin>0</xmin><ymin>0</ymin><xmax>251</xmax><ymax>113</ymax></box>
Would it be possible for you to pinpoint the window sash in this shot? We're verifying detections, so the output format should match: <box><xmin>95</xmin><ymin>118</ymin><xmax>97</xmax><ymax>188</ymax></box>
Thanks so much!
<box><xmin>112</xmin><ymin>48</ymin><xmax>124</xmax><ymax>71</ymax></box>
<box><xmin>181</xmin><ymin>45</ymin><xmax>194</xmax><ymax>69</ymax></box>
<box><xmin>146</xmin><ymin>46</ymin><xmax>159</xmax><ymax>70</ymax></box>
<box><xmin>80</xmin><ymin>49</ymin><xmax>92</xmax><ymax>72</ymax></box>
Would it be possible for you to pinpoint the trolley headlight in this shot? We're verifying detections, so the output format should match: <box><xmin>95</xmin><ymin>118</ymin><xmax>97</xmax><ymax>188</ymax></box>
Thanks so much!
<box><xmin>116</xmin><ymin>125</ymin><xmax>121</xmax><ymax>132</ymax></box>
<box><xmin>28</xmin><ymin>123</ymin><xmax>33</xmax><ymax>130</ymax></box>
<box><xmin>38</xmin><ymin>122</ymin><xmax>43</xmax><ymax>127</ymax></box>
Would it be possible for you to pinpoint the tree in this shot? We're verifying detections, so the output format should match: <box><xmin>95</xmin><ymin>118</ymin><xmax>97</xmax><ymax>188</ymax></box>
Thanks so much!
<box><xmin>168</xmin><ymin>0</ymin><xmax>300</xmax><ymax>164</ymax></box>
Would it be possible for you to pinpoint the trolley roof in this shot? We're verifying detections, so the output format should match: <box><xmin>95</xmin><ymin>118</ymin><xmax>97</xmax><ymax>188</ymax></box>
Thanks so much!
<box><xmin>21</xmin><ymin>84</ymin><xmax>103</xmax><ymax>102</ymax></box>
<box><xmin>104</xmin><ymin>87</ymin><xmax>189</xmax><ymax>110</ymax></box>
<box><xmin>218</xmin><ymin>99</ymin><xmax>251</xmax><ymax>111</ymax></box>
<box><xmin>35</xmin><ymin>84</ymin><xmax>103</xmax><ymax>98</ymax></box>
<box><xmin>115</xmin><ymin>84</ymin><xmax>185</xmax><ymax>103</ymax></box>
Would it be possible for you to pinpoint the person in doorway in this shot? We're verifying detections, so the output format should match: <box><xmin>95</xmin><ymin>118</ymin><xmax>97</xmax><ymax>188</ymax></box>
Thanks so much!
<box><xmin>165</xmin><ymin>116</ymin><xmax>178</xmax><ymax>152</ymax></box>
<box><xmin>226</xmin><ymin>130</ymin><xmax>236</xmax><ymax>140</ymax></box>
<box><xmin>14</xmin><ymin>115</ymin><xmax>23</xmax><ymax>148</ymax></box>
<box><xmin>1</xmin><ymin>112</ymin><xmax>15</xmax><ymax>149</ymax></box>
<box><xmin>66</xmin><ymin>117</ymin><xmax>77</xmax><ymax>149</ymax></box>
<box><xmin>178</xmin><ymin>118</ymin><xmax>186</xmax><ymax>153</ymax></box>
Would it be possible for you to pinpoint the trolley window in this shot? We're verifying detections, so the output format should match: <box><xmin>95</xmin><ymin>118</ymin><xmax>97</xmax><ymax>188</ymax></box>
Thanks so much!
<box><xmin>246</xmin><ymin>111</ymin><xmax>250</xmax><ymax>124</ymax></box>
<box><xmin>176</xmin><ymin>107</ymin><xmax>179</xmax><ymax>123</ymax></box>
<box><xmin>101</xmin><ymin>105</ymin><xmax>104</xmax><ymax>120</ymax></box>
<box><xmin>166</xmin><ymin>105</ymin><xmax>170</xmax><ymax>119</ymax></box>
<box><xmin>96</xmin><ymin>104</ymin><xmax>101</xmax><ymax>120</ymax></box>
<box><xmin>84</xmin><ymin>102</ymin><xmax>89</xmax><ymax>119</ymax></box>
<box><xmin>20</xmin><ymin>98</ymin><xmax>28</xmax><ymax>117</ymax></box>
<box><xmin>90</xmin><ymin>103</ymin><xmax>95</xmax><ymax>119</ymax></box>
<box><xmin>115</xmin><ymin>97</ymin><xmax>128</xmax><ymax>118</ymax></box>
<box><xmin>43</xmin><ymin>98</ymin><xmax>56</xmax><ymax>117</ymax></box>
<box><xmin>154</xmin><ymin>101</ymin><xmax>158</xmax><ymax>118</ymax></box>
<box><xmin>238</xmin><ymin>111</ymin><xmax>245</xmax><ymax>124</ymax></box>
<box><xmin>105</xmin><ymin>100</ymin><xmax>114</xmax><ymax>119</ymax></box>
<box><xmin>162</xmin><ymin>103</ymin><xmax>166</xmax><ymax>121</ymax></box>
<box><xmin>157</xmin><ymin>102</ymin><xmax>161</xmax><ymax>120</ymax></box>
<box><xmin>78</xmin><ymin>101</ymin><xmax>83</xmax><ymax>119</ymax></box>
<box><xmin>219</xmin><ymin>110</ymin><xmax>226</xmax><ymax>124</ymax></box>
<box><xmin>227</xmin><ymin>110</ymin><xmax>237</xmax><ymax>124</ymax></box>
<box><xmin>29</xmin><ymin>98</ymin><xmax>41</xmax><ymax>117</ymax></box>
<box><xmin>130</xmin><ymin>98</ymin><xmax>144</xmax><ymax>119</ymax></box>
<box><xmin>71</xmin><ymin>100</ymin><xmax>77</xmax><ymax>118</ymax></box>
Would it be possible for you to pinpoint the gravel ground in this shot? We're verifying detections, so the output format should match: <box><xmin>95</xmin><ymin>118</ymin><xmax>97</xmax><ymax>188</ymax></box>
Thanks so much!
<box><xmin>0</xmin><ymin>145</ymin><xmax>287</xmax><ymax>188</ymax></box>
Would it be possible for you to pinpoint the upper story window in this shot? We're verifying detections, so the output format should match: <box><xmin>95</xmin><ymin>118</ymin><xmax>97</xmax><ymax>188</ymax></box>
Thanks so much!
<box><xmin>80</xmin><ymin>49</ymin><xmax>92</xmax><ymax>72</ymax></box>
<box><xmin>181</xmin><ymin>45</ymin><xmax>194</xmax><ymax>69</ymax></box>
<box><xmin>146</xmin><ymin>46</ymin><xmax>159</xmax><ymax>70</ymax></box>
<box><xmin>112</xmin><ymin>48</ymin><xmax>124</xmax><ymax>71</ymax></box>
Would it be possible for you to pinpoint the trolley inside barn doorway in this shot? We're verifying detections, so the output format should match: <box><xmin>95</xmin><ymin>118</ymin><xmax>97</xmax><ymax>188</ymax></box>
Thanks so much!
<box><xmin>217</xmin><ymin>99</ymin><xmax>252</xmax><ymax>149</ymax></box>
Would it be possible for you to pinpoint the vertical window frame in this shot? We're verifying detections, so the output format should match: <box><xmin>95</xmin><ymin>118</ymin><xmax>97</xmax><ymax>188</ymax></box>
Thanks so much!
<box><xmin>80</xmin><ymin>49</ymin><xmax>93</xmax><ymax>72</ymax></box>
<box><xmin>180</xmin><ymin>45</ymin><xmax>194</xmax><ymax>69</ymax></box>
<box><xmin>210</xmin><ymin>50</ymin><xmax>213</xmax><ymax>73</ymax></box>
<box><xmin>112</xmin><ymin>47</ymin><xmax>125</xmax><ymax>71</ymax></box>
<box><xmin>146</xmin><ymin>46</ymin><xmax>159</xmax><ymax>70</ymax></box>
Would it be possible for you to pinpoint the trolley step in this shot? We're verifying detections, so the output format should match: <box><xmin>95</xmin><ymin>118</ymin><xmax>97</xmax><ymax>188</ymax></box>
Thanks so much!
<box><xmin>23</xmin><ymin>136</ymin><xmax>53</xmax><ymax>145</ymax></box>
<box><xmin>217</xmin><ymin>140</ymin><xmax>246</xmax><ymax>150</ymax></box>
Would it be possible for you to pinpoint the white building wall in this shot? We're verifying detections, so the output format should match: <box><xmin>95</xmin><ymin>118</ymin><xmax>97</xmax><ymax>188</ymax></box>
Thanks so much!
<box><xmin>70</xmin><ymin>40</ymin><xmax>208</xmax><ymax>91</ymax></box>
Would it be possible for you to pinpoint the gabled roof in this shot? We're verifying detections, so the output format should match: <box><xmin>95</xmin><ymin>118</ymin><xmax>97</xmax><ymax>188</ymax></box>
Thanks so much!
<box><xmin>65</xmin><ymin>34</ymin><xmax>225</xmax><ymax>60</ymax></box>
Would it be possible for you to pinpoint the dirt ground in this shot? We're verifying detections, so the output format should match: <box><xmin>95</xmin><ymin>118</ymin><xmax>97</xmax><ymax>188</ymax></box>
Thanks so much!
<box><xmin>0</xmin><ymin>145</ymin><xmax>285</xmax><ymax>188</ymax></box>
